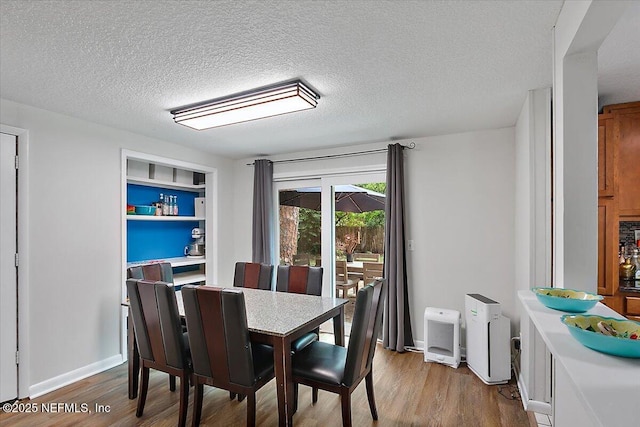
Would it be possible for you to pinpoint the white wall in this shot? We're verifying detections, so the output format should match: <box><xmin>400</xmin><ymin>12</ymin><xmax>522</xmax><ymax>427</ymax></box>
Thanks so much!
<box><xmin>514</xmin><ymin>88</ymin><xmax>553</xmax><ymax>412</ymax></box>
<box><xmin>233</xmin><ymin>127</ymin><xmax>516</xmax><ymax>344</ymax></box>
<box><xmin>515</xmin><ymin>94</ymin><xmax>532</xmax><ymax>292</ymax></box>
<box><xmin>515</xmin><ymin>88</ymin><xmax>551</xmax><ymax>294</ymax></box>
<box><xmin>0</xmin><ymin>99</ymin><xmax>236</xmax><ymax>395</ymax></box>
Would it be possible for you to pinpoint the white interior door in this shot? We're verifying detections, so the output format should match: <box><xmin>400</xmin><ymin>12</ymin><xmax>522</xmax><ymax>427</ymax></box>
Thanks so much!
<box><xmin>0</xmin><ymin>132</ymin><xmax>18</xmax><ymax>402</ymax></box>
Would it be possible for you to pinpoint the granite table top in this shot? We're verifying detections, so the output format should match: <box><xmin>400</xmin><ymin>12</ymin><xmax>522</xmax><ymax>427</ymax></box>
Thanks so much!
<box><xmin>175</xmin><ymin>286</ymin><xmax>348</xmax><ymax>337</ymax></box>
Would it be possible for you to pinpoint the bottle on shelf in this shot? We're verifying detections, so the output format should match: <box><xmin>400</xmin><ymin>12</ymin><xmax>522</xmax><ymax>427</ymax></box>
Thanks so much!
<box><xmin>162</xmin><ymin>194</ymin><xmax>170</xmax><ymax>216</ymax></box>
<box><xmin>631</xmin><ymin>249</ymin><xmax>640</xmax><ymax>280</ymax></box>
<box><xmin>620</xmin><ymin>257</ymin><xmax>636</xmax><ymax>280</ymax></box>
<box><xmin>158</xmin><ymin>193</ymin><xmax>164</xmax><ymax>216</ymax></box>
<box><xmin>173</xmin><ymin>195</ymin><xmax>178</xmax><ymax>216</ymax></box>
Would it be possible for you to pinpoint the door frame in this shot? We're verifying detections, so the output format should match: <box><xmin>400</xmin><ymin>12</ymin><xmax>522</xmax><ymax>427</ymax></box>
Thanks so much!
<box><xmin>1</xmin><ymin>124</ymin><xmax>31</xmax><ymax>399</ymax></box>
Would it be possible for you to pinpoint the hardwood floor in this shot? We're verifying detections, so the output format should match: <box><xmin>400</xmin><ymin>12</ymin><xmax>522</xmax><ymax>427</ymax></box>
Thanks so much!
<box><xmin>1</xmin><ymin>345</ymin><xmax>533</xmax><ymax>427</ymax></box>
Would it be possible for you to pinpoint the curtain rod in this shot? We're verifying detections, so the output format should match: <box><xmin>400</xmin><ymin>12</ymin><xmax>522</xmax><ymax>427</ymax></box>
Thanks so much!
<box><xmin>246</xmin><ymin>141</ymin><xmax>415</xmax><ymax>166</ymax></box>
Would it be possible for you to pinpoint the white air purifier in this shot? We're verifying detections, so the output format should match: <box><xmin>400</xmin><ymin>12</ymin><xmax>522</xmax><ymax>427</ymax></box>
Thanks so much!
<box><xmin>424</xmin><ymin>307</ymin><xmax>461</xmax><ymax>368</ymax></box>
<box><xmin>464</xmin><ymin>294</ymin><xmax>510</xmax><ymax>385</ymax></box>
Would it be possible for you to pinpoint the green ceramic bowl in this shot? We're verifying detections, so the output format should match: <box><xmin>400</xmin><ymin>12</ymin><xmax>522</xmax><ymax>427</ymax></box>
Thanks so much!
<box><xmin>561</xmin><ymin>314</ymin><xmax>640</xmax><ymax>358</ymax></box>
<box><xmin>532</xmin><ymin>287</ymin><xmax>603</xmax><ymax>312</ymax></box>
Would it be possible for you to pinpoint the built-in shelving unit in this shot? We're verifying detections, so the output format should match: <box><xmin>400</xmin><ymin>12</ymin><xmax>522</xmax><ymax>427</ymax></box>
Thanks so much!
<box><xmin>121</xmin><ymin>149</ymin><xmax>218</xmax><ymax>360</ymax></box>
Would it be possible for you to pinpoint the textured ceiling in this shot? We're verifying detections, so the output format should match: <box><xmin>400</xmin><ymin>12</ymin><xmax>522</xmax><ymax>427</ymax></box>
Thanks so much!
<box><xmin>0</xmin><ymin>0</ymin><xmax>578</xmax><ymax>158</ymax></box>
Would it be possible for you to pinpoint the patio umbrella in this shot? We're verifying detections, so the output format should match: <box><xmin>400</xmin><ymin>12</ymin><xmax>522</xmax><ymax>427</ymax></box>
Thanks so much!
<box><xmin>279</xmin><ymin>184</ymin><xmax>385</xmax><ymax>213</ymax></box>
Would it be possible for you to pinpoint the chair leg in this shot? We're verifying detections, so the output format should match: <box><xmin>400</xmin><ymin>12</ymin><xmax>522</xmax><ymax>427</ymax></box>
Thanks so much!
<box><xmin>136</xmin><ymin>367</ymin><xmax>150</xmax><ymax>417</ymax></box>
<box><xmin>293</xmin><ymin>383</ymin><xmax>298</xmax><ymax>414</ymax></box>
<box><xmin>170</xmin><ymin>375</ymin><xmax>176</xmax><ymax>392</ymax></box>
<box><xmin>340</xmin><ymin>389</ymin><xmax>352</xmax><ymax>427</ymax></box>
<box><xmin>193</xmin><ymin>383</ymin><xmax>204</xmax><ymax>427</ymax></box>
<box><xmin>246</xmin><ymin>392</ymin><xmax>256</xmax><ymax>427</ymax></box>
<box><xmin>230</xmin><ymin>392</ymin><xmax>236</xmax><ymax>400</ymax></box>
<box><xmin>178</xmin><ymin>375</ymin><xmax>189</xmax><ymax>427</ymax></box>
<box><xmin>365</xmin><ymin>370</ymin><xmax>378</xmax><ymax>420</ymax></box>
<box><xmin>237</xmin><ymin>394</ymin><xmax>246</xmax><ymax>402</ymax></box>
<box><xmin>312</xmin><ymin>387</ymin><xmax>318</xmax><ymax>404</ymax></box>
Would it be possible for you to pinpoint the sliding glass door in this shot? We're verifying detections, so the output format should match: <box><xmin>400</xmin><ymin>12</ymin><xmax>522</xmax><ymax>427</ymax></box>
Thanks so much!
<box><xmin>275</xmin><ymin>172</ymin><xmax>385</xmax><ymax>298</ymax></box>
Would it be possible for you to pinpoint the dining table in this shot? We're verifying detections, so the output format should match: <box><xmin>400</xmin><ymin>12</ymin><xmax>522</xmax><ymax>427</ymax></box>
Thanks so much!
<box><xmin>123</xmin><ymin>286</ymin><xmax>348</xmax><ymax>426</ymax></box>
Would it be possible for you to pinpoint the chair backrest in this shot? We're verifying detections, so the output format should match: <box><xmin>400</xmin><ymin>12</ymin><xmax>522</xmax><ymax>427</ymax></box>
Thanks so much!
<box><xmin>362</xmin><ymin>262</ymin><xmax>383</xmax><ymax>285</ymax></box>
<box><xmin>343</xmin><ymin>279</ymin><xmax>386</xmax><ymax>386</ymax></box>
<box><xmin>182</xmin><ymin>286</ymin><xmax>256</xmax><ymax>387</ymax></box>
<box><xmin>335</xmin><ymin>260</ymin><xmax>349</xmax><ymax>283</ymax></box>
<box><xmin>353</xmin><ymin>253</ymin><xmax>380</xmax><ymax>262</ymax></box>
<box><xmin>127</xmin><ymin>262</ymin><xmax>174</xmax><ymax>283</ymax></box>
<box><xmin>276</xmin><ymin>265</ymin><xmax>323</xmax><ymax>295</ymax></box>
<box><xmin>126</xmin><ymin>279</ymin><xmax>187</xmax><ymax>369</ymax></box>
<box><xmin>233</xmin><ymin>262</ymin><xmax>273</xmax><ymax>290</ymax></box>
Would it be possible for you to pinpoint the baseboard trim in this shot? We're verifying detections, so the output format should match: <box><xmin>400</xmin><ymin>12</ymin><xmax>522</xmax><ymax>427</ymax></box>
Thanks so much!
<box><xmin>29</xmin><ymin>355</ymin><xmax>124</xmax><ymax>398</ymax></box>
<box><xmin>514</xmin><ymin>359</ymin><xmax>552</xmax><ymax>415</ymax></box>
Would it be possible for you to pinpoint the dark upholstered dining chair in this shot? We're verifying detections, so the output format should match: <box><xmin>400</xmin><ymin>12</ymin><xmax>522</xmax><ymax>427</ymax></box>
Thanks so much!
<box><xmin>276</xmin><ymin>265</ymin><xmax>323</xmax><ymax>352</ymax></box>
<box><xmin>126</xmin><ymin>279</ymin><xmax>191</xmax><ymax>427</ymax></box>
<box><xmin>276</xmin><ymin>265</ymin><xmax>322</xmax><ymax>295</ymax></box>
<box><xmin>292</xmin><ymin>279</ymin><xmax>386</xmax><ymax>427</ymax></box>
<box><xmin>127</xmin><ymin>262</ymin><xmax>174</xmax><ymax>283</ymax></box>
<box><xmin>233</xmin><ymin>262</ymin><xmax>273</xmax><ymax>290</ymax></box>
<box><xmin>182</xmin><ymin>285</ymin><xmax>275</xmax><ymax>427</ymax></box>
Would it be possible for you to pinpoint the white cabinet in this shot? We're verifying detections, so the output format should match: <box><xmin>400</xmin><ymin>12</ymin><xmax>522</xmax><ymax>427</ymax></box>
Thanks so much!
<box><xmin>517</xmin><ymin>291</ymin><xmax>639</xmax><ymax>427</ymax></box>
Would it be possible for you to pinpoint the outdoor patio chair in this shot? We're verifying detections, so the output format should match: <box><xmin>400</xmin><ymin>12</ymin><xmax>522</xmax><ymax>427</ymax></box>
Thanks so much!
<box><xmin>335</xmin><ymin>260</ymin><xmax>357</xmax><ymax>298</ymax></box>
<box><xmin>362</xmin><ymin>262</ymin><xmax>384</xmax><ymax>286</ymax></box>
<box><xmin>293</xmin><ymin>253</ymin><xmax>310</xmax><ymax>266</ymax></box>
<box><xmin>353</xmin><ymin>253</ymin><xmax>380</xmax><ymax>262</ymax></box>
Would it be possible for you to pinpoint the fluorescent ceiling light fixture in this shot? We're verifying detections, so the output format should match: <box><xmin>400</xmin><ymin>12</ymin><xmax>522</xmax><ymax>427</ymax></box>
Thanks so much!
<box><xmin>171</xmin><ymin>80</ymin><xmax>319</xmax><ymax>130</ymax></box>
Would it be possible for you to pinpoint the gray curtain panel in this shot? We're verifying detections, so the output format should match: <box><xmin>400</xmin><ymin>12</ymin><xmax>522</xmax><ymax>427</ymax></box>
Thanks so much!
<box><xmin>252</xmin><ymin>159</ymin><xmax>274</xmax><ymax>265</ymax></box>
<box><xmin>383</xmin><ymin>143</ymin><xmax>414</xmax><ymax>352</ymax></box>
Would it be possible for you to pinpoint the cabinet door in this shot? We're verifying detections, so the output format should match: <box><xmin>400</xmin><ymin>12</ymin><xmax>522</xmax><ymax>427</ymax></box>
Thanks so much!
<box><xmin>601</xmin><ymin>295</ymin><xmax>623</xmax><ymax>313</ymax></box>
<box><xmin>598</xmin><ymin>114</ymin><xmax>614</xmax><ymax>197</ymax></box>
<box><xmin>615</xmin><ymin>107</ymin><xmax>640</xmax><ymax>216</ymax></box>
<box><xmin>597</xmin><ymin>197</ymin><xmax>618</xmax><ymax>296</ymax></box>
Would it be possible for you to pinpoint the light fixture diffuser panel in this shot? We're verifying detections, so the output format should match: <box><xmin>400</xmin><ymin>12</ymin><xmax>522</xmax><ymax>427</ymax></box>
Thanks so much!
<box><xmin>172</xmin><ymin>81</ymin><xmax>319</xmax><ymax>130</ymax></box>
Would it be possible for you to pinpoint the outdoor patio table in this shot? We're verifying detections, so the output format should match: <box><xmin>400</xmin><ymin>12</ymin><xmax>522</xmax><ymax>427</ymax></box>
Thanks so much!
<box><xmin>124</xmin><ymin>286</ymin><xmax>348</xmax><ymax>426</ymax></box>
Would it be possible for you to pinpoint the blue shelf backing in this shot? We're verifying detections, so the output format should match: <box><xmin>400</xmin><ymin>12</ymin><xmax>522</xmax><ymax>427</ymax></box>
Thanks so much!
<box><xmin>127</xmin><ymin>183</ymin><xmax>203</xmax><ymax>262</ymax></box>
<box><xmin>127</xmin><ymin>220</ymin><xmax>201</xmax><ymax>262</ymax></box>
<box><xmin>127</xmin><ymin>183</ymin><xmax>199</xmax><ymax>216</ymax></box>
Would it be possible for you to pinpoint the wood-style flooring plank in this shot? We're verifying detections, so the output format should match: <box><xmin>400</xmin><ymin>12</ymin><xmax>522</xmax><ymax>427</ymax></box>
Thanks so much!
<box><xmin>0</xmin><ymin>346</ymin><xmax>532</xmax><ymax>426</ymax></box>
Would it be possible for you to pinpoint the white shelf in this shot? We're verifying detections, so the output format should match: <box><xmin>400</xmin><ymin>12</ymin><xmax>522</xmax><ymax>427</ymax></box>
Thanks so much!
<box><xmin>127</xmin><ymin>256</ymin><xmax>206</xmax><ymax>268</ymax></box>
<box><xmin>127</xmin><ymin>176</ymin><xmax>205</xmax><ymax>192</ymax></box>
<box><xmin>173</xmin><ymin>271</ymin><xmax>206</xmax><ymax>286</ymax></box>
<box><xmin>126</xmin><ymin>215</ymin><xmax>205</xmax><ymax>221</ymax></box>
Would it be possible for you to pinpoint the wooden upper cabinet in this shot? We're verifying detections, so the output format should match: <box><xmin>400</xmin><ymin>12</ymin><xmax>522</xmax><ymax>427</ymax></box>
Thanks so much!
<box><xmin>598</xmin><ymin>113</ymin><xmax>615</xmax><ymax>197</ymax></box>
<box><xmin>615</xmin><ymin>106</ymin><xmax>640</xmax><ymax>216</ymax></box>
